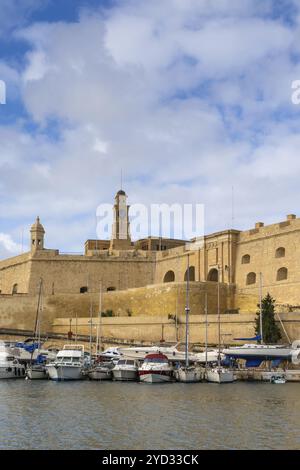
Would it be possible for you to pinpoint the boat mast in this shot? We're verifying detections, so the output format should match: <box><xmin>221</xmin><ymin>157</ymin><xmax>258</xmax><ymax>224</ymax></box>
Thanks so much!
<box><xmin>259</xmin><ymin>272</ymin><xmax>263</xmax><ymax>344</ymax></box>
<box><xmin>185</xmin><ymin>254</ymin><xmax>190</xmax><ymax>368</ymax></box>
<box><xmin>205</xmin><ymin>291</ymin><xmax>208</xmax><ymax>368</ymax></box>
<box><xmin>96</xmin><ymin>280</ymin><xmax>103</xmax><ymax>356</ymax></box>
<box><xmin>31</xmin><ymin>278</ymin><xmax>43</xmax><ymax>364</ymax></box>
<box><xmin>217</xmin><ymin>265</ymin><xmax>221</xmax><ymax>370</ymax></box>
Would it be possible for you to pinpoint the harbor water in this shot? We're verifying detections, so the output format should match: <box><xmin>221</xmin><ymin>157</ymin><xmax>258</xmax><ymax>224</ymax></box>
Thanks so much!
<box><xmin>0</xmin><ymin>380</ymin><xmax>299</xmax><ymax>450</ymax></box>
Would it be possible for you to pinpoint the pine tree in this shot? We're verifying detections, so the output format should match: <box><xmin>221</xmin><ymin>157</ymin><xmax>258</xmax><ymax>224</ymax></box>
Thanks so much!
<box><xmin>254</xmin><ymin>293</ymin><xmax>281</xmax><ymax>343</ymax></box>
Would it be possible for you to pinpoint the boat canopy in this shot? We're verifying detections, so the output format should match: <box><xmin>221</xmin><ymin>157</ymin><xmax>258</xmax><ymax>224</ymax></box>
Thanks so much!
<box><xmin>144</xmin><ymin>353</ymin><xmax>169</xmax><ymax>362</ymax></box>
<box><xmin>233</xmin><ymin>335</ymin><xmax>261</xmax><ymax>341</ymax></box>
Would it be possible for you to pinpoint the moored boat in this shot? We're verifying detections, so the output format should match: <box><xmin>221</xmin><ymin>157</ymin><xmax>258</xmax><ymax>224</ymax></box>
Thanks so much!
<box><xmin>112</xmin><ymin>358</ymin><xmax>139</xmax><ymax>381</ymax></box>
<box><xmin>88</xmin><ymin>361</ymin><xmax>114</xmax><ymax>380</ymax></box>
<box><xmin>46</xmin><ymin>345</ymin><xmax>87</xmax><ymax>381</ymax></box>
<box><xmin>206</xmin><ymin>367</ymin><xmax>235</xmax><ymax>383</ymax></box>
<box><xmin>138</xmin><ymin>353</ymin><xmax>173</xmax><ymax>383</ymax></box>
<box><xmin>0</xmin><ymin>348</ymin><xmax>26</xmax><ymax>379</ymax></box>
<box><xmin>175</xmin><ymin>365</ymin><xmax>203</xmax><ymax>383</ymax></box>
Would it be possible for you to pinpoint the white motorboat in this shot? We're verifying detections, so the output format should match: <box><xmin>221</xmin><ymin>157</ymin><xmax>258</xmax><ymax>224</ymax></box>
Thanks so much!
<box><xmin>0</xmin><ymin>348</ymin><xmax>26</xmax><ymax>379</ymax></box>
<box><xmin>138</xmin><ymin>353</ymin><xmax>174</xmax><ymax>383</ymax></box>
<box><xmin>46</xmin><ymin>345</ymin><xmax>87</xmax><ymax>381</ymax></box>
<box><xmin>87</xmin><ymin>361</ymin><xmax>114</xmax><ymax>380</ymax></box>
<box><xmin>99</xmin><ymin>347</ymin><xmax>123</xmax><ymax>363</ymax></box>
<box><xmin>206</xmin><ymin>367</ymin><xmax>235</xmax><ymax>383</ymax></box>
<box><xmin>119</xmin><ymin>344</ymin><xmax>201</xmax><ymax>363</ymax></box>
<box><xmin>112</xmin><ymin>358</ymin><xmax>139</xmax><ymax>381</ymax></box>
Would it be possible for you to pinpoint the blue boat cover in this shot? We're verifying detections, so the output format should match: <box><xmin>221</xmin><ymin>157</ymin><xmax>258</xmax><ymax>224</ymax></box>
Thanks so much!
<box><xmin>233</xmin><ymin>335</ymin><xmax>261</xmax><ymax>341</ymax></box>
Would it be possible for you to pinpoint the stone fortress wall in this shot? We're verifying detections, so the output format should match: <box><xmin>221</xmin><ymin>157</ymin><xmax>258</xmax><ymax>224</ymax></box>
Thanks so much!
<box><xmin>0</xmin><ymin>190</ymin><xmax>300</xmax><ymax>343</ymax></box>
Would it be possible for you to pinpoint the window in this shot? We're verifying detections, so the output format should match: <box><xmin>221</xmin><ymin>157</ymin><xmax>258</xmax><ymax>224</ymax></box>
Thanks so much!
<box><xmin>163</xmin><ymin>270</ymin><xmax>175</xmax><ymax>283</ymax></box>
<box><xmin>107</xmin><ymin>286</ymin><xmax>116</xmax><ymax>291</ymax></box>
<box><xmin>242</xmin><ymin>254</ymin><xmax>250</xmax><ymax>264</ymax></box>
<box><xmin>184</xmin><ymin>266</ymin><xmax>195</xmax><ymax>281</ymax></box>
<box><xmin>275</xmin><ymin>247</ymin><xmax>285</xmax><ymax>258</ymax></box>
<box><xmin>246</xmin><ymin>272</ymin><xmax>256</xmax><ymax>285</ymax></box>
<box><xmin>277</xmin><ymin>267</ymin><xmax>288</xmax><ymax>281</ymax></box>
<box><xmin>80</xmin><ymin>286</ymin><xmax>88</xmax><ymax>294</ymax></box>
<box><xmin>207</xmin><ymin>268</ymin><xmax>218</xmax><ymax>282</ymax></box>
<box><xmin>12</xmin><ymin>283</ymin><xmax>18</xmax><ymax>295</ymax></box>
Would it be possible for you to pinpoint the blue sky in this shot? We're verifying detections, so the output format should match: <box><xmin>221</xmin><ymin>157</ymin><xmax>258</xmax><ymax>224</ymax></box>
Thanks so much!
<box><xmin>1</xmin><ymin>0</ymin><xmax>300</xmax><ymax>257</ymax></box>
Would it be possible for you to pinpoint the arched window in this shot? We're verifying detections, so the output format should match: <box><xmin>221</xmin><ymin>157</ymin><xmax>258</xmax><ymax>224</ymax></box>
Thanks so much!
<box><xmin>163</xmin><ymin>270</ymin><xmax>175</xmax><ymax>283</ymax></box>
<box><xmin>246</xmin><ymin>272</ymin><xmax>256</xmax><ymax>285</ymax></box>
<box><xmin>242</xmin><ymin>254</ymin><xmax>250</xmax><ymax>264</ymax></box>
<box><xmin>12</xmin><ymin>284</ymin><xmax>18</xmax><ymax>295</ymax></box>
<box><xmin>207</xmin><ymin>268</ymin><xmax>218</xmax><ymax>282</ymax></box>
<box><xmin>277</xmin><ymin>267</ymin><xmax>288</xmax><ymax>281</ymax></box>
<box><xmin>80</xmin><ymin>286</ymin><xmax>88</xmax><ymax>294</ymax></box>
<box><xmin>107</xmin><ymin>286</ymin><xmax>116</xmax><ymax>291</ymax></box>
<box><xmin>184</xmin><ymin>266</ymin><xmax>195</xmax><ymax>282</ymax></box>
<box><xmin>275</xmin><ymin>247</ymin><xmax>285</xmax><ymax>258</ymax></box>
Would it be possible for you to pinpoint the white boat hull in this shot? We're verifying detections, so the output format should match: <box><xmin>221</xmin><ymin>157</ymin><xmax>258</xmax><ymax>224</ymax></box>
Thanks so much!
<box><xmin>206</xmin><ymin>368</ymin><xmax>235</xmax><ymax>383</ymax></box>
<box><xmin>175</xmin><ymin>366</ymin><xmax>203</xmax><ymax>383</ymax></box>
<box><xmin>0</xmin><ymin>365</ymin><xmax>26</xmax><ymax>379</ymax></box>
<box><xmin>26</xmin><ymin>366</ymin><xmax>48</xmax><ymax>380</ymax></box>
<box><xmin>46</xmin><ymin>364</ymin><xmax>84</xmax><ymax>381</ymax></box>
<box><xmin>88</xmin><ymin>368</ymin><xmax>112</xmax><ymax>381</ymax></box>
<box><xmin>112</xmin><ymin>369</ymin><xmax>137</xmax><ymax>381</ymax></box>
<box><xmin>139</xmin><ymin>371</ymin><xmax>173</xmax><ymax>383</ymax></box>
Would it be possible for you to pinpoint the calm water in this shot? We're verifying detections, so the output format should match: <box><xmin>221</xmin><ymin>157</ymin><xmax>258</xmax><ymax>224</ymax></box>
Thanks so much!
<box><xmin>0</xmin><ymin>380</ymin><xmax>299</xmax><ymax>450</ymax></box>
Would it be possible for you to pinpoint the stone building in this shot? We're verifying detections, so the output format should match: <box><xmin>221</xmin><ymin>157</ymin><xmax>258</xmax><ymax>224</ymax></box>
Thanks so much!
<box><xmin>0</xmin><ymin>189</ymin><xmax>299</xmax><ymax>335</ymax></box>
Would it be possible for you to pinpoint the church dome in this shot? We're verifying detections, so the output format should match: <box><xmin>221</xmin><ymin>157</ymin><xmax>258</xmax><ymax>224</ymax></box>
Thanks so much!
<box><xmin>117</xmin><ymin>189</ymin><xmax>126</xmax><ymax>196</ymax></box>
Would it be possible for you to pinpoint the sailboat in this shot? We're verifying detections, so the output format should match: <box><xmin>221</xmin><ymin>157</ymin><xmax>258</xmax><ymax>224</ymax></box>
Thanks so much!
<box><xmin>88</xmin><ymin>280</ymin><xmax>113</xmax><ymax>380</ymax></box>
<box><xmin>206</xmin><ymin>266</ymin><xmax>235</xmax><ymax>384</ymax></box>
<box><xmin>26</xmin><ymin>278</ymin><xmax>48</xmax><ymax>380</ymax></box>
<box><xmin>175</xmin><ymin>255</ymin><xmax>203</xmax><ymax>383</ymax></box>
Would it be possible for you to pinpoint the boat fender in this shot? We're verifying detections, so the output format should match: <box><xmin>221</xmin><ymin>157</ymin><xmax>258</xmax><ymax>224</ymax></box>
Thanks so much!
<box><xmin>291</xmin><ymin>349</ymin><xmax>300</xmax><ymax>365</ymax></box>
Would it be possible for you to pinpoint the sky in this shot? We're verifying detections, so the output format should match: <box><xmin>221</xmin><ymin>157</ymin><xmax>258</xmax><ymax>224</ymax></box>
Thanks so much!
<box><xmin>1</xmin><ymin>0</ymin><xmax>300</xmax><ymax>258</ymax></box>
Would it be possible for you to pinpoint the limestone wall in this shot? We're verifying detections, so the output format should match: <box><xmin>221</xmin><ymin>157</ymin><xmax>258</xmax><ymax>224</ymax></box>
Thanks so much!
<box><xmin>235</xmin><ymin>217</ymin><xmax>300</xmax><ymax>304</ymax></box>
<box><xmin>51</xmin><ymin>312</ymin><xmax>300</xmax><ymax>345</ymax></box>
<box><xmin>0</xmin><ymin>253</ymin><xmax>32</xmax><ymax>294</ymax></box>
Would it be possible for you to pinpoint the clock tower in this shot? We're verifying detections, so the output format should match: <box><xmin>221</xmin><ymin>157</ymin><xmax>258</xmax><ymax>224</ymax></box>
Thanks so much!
<box><xmin>110</xmin><ymin>189</ymin><xmax>132</xmax><ymax>250</ymax></box>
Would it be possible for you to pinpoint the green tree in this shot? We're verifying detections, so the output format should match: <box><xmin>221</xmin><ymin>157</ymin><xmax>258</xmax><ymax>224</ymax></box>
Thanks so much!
<box><xmin>254</xmin><ymin>293</ymin><xmax>281</xmax><ymax>343</ymax></box>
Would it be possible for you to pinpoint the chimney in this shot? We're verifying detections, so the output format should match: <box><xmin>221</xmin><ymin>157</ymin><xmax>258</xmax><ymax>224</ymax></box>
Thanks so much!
<box><xmin>287</xmin><ymin>214</ymin><xmax>296</xmax><ymax>220</ymax></box>
<box><xmin>255</xmin><ymin>222</ymin><xmax>264</xmax><ymax>229</ymax></box>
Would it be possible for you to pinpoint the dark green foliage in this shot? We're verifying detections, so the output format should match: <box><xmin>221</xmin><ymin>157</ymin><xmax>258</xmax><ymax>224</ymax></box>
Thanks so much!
<box><xmin>254</xmin><ymin>293</ymin><xmax>281</xmax><ymax>343</ymax></box>
<box><xmin>101</xmin><ymin>309</ymin><xmax>114</xmax><ymax>317</ymax></box>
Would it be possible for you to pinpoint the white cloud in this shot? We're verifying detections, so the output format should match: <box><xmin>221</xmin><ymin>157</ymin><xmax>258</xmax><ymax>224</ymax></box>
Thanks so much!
<box><xmin>0</xmin><ymin>233</ymin><xmax>22</xmax><ymax>258</ymax></box>
<box><xmin>1</xmin><ymin>1</ymin><xmax>300</xmax><ymax>256</ymax></box>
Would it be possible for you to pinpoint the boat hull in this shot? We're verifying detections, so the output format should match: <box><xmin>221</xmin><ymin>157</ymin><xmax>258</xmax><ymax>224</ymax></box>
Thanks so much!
<box><xmin>0</xmin><ymin>365</ymin><xmax>26</xmax><ymax>379</ymax></box>
<box><xmin>175</xmin><ymin>366</ymin><xmax>203</xmax><ymax>383</ymax></box>
<box><xmin>88</xmin><ymin>368</ymin><xmax>112</xmax><ymax>381</ymax></box>
<box><xmin>46</xmin><ymin>365</ymin><xmax>84</xmax><ymax>381</ymax></box>
<box><xmin>26</xmin><ymin>366</ymin><xmax>48</xmax><ymax>380</ymax></box>
<box><xmin>112</xmin><ymin>369</ymin><xmax>137</xmax><ymax>381</ymax></box>
<box><xmin>139</xmin><ymin>370</ymin><xmax>173</xmax><ymax>383</ymax></box>
<box><xmin>206</xmin><ymin>368</ymin><xmax>235</xmax><ymax>383</ymax></box>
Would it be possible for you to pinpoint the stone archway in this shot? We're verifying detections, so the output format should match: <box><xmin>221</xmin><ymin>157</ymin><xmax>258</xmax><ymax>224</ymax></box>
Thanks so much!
<box><xmin>207</xmin><ymin>268</ymin><xmax>218</xmax><ymax>282</ymax></box>
<box><xmin>184</xmin><ymin>266</ymin><xmax>195</xmax><ymax>281</ymax></box>
<box><xmin>163</xmin><ymin>270</ymin><xmax>175</xmax><ymax>283</ymax></box>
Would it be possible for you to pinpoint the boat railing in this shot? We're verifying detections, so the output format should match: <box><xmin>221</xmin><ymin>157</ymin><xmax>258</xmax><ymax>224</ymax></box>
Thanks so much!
<box><xmin>62</xmin><ymin>344</ymin><xmax>85</xmax><ymax>352</ymax></box>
